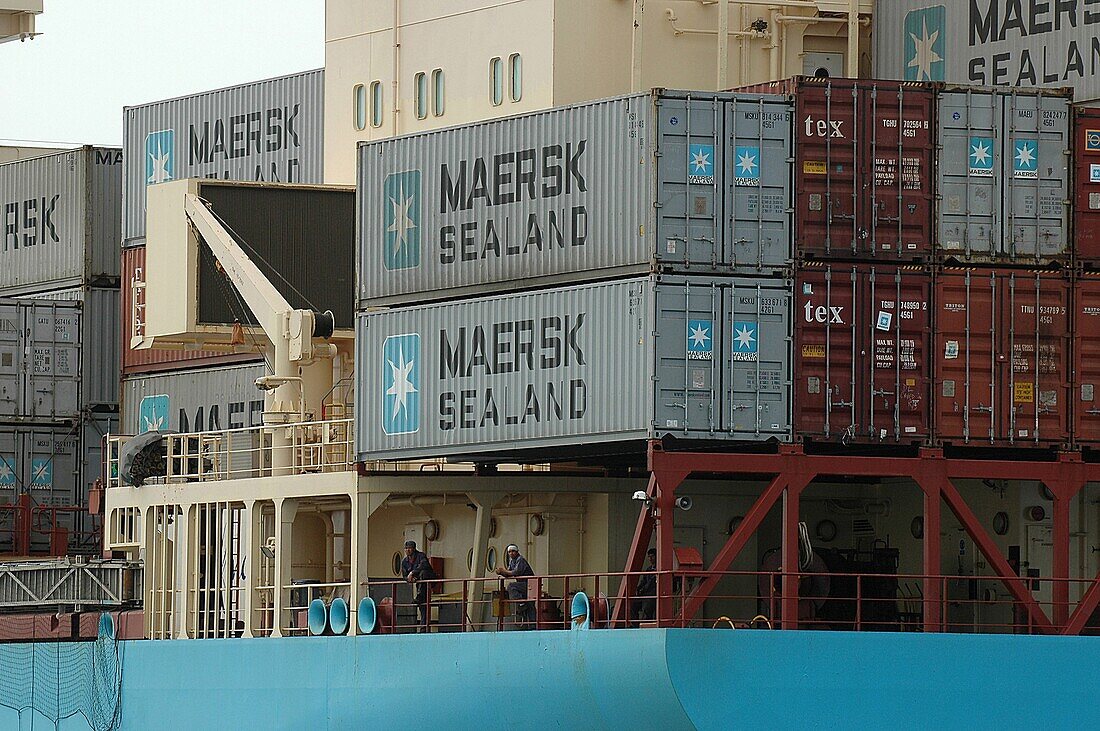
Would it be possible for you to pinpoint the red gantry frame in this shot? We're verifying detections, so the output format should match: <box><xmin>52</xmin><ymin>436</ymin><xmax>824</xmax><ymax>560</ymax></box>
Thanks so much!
<box><xmin>612</xmin><ymin>442</ymin><xmax>1100</xmax><ymax>635</ymax></box>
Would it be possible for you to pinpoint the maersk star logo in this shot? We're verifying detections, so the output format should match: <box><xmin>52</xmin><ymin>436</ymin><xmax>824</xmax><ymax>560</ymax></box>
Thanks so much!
<box><xmin>1014</xmin><ymin>139</ymin><xmax>1038</xmax><ymax>179</ymax></box>
<box><xmin>686</xmin><ymin>319</ymin><xmax>713</xmax><ymax>360</ymax></box>
<box><xmin>904</xmin><ymin>6</ymin><xmax>945</xmax><ymax>82</ymax></box>
<box><xmin>382</xmin><ymin>333</ymin><xmax>420</xmax><ymax>435</ymax></box>
<box><xmin>688</xmin><ymin>144</ymin><xmax>715</xmax><ymax>184</ymax></box>
<box><xmin>383</xmin><ymin>171</ymin><xmax>422</xmax><ymax>271</ymax></box>
<box><xmin>139</xmin><ymin>394</ymin><xmax>170</xmax><ymax>433</ymax></box>
<box><xmin>0</xmin><ymin>456</ymin><xmax>15</xmax><ymax>487</ymax></box>
<box><xmin>734</xmin><ymin>146</ymin><xmax>760</xmax><ymax>187</ymax></box>
<box><xmin>969</xmin><ymin>137</ymin><xmax>994</xmax><ymax>177</ymax></box>
<box><xmin>31</xmin><ymin>458</ymin><xmax>52</xmax><ymax>489</ymax></box>
<box><xmin>145</xmin><ymin>129</ymin><xmax>175</xmax><ymax>185</ymax></box>
<box><xmin>731</xmin><ymin>321</ymin><xmax>758</xmax><ymax>362</ymax></box>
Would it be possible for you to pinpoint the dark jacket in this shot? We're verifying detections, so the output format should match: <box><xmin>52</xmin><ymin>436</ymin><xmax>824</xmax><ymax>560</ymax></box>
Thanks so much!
<box><xmin>401</xmin><ymin>550</ymin><xmax>436</xmax><ymax>582</ymax></box>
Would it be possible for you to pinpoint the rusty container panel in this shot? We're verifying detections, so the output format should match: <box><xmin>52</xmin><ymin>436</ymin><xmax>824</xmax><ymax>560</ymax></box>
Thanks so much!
<box><xmin>1075</xmin><ymin>108</ymin><xmax>1100</xmax><ymax>267</ymax></box>
<box><xmin>741</xmin><ymin>77</ymin><xmax>935</xmax><ymax>260</ymax></box>
<box><xmin>120</xmin><ymin>244</ymin><xmax>261</xmax><ymax>375</ymax></box>
<box><xmin>1074</xmin><ymin>274</ymin><xmax>1100</xmax><ymax>446</ymax></box>
<box><xmin>794</xmin><ymin>263</ymin><xmax>931</xmax><ymax>446</ymax></box>
<box><xmin>935</xmin><ymin>270</ymin><xmax>1070</xmax><ymax>448</ymax></box>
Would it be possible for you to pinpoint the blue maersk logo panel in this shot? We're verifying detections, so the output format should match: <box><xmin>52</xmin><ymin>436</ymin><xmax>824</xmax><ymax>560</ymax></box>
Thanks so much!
<box><xmin>31</xmin><ymin>458</ymin><xmax>52</xmax><ymax>489</ymax></box>
<box><xmin>139</xmin><ymin>394</ymin><xmax>170</xmax><ymax>433</ymax></box>
<box><xmin>904</xmin><ymin>6</ymin><xmax>945</xmax><ymax>81</ymax></box>
<box><xmin>0</xmin><ymin>456</ymin><xmax>15</xmax><ymax>487</ymax></box>
<box><xmin>969</xmin><ymin>137</ymin><xmax>995</xmax><ymax>177</ymax></box>
<box><xmin>382</xmin><ymin>333</ymin><xmax>420</xmax><ymax>435</ymax></box>
<box><xmin>734</xmin><ymin>146</ymin><xmax>760</xmax><ymax>187</ymax></box>
<box><xmin>145</xmin><ymin>129</ymin><xmax>175</xmax><ymax>185</ymax></box>
<box><xmin>731</xmin><ymin>321</ymin><xmax>758</xmax><ymax>362</ymax></box>
<box><xmin>383</xmin><ymin>171</ymin><xmax>422</xmax><ymax>271</ymax></box>
<box><xmin>688</xmin><ymin>144</ymin><xmax>714</xmax><ymax>185</ymax></box>
<box><xmin>1014</xmin><ymin>139</ymin><xmax>1039</xmax><ymax>179</ymax></box>
<box><xmin>687</xmin><ymin>320</ymin><xmax>713</xmax><ymax>360</ymax></box>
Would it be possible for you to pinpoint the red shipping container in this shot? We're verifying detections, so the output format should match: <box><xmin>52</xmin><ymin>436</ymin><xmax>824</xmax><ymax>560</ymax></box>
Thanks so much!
<box><xmin>794</xmin><ymin>262</ymin><xmax>932</xmax><ymax>446</ymax></box>
<box><xmin>121</xmin><ymin>245</ymin><xmax>260</xmax><ymax>375</ymax></box>
<box><xmin>1074</xmin><ymin>107</ymin><xmax>1100</xmax><ymax>266</ymax></box>
<box><xmin>1073</xmin><ymin>273</ymin><xmax>1100</xmax><ymax>446</ymax></box>
<box><xmin>935</xmin><ymin>269</ymin><xmax>1071</xmax><ymax>448</ymax></box>
<box><xmin>741</xmin><ymin>77</ymin><xmax>935</xmax><ymax>260</ymax></box>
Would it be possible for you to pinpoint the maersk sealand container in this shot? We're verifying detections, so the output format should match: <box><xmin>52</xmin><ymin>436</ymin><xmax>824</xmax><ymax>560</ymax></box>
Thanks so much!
<box><xmin>357</xmin><ymin>91</ymin><xmax>793</xmax><ymax>307</ymax></box>
<box><xmin>0</xmin><ymin>147</ymin><xmax>121</xmax><ymax>294</ymax></box>
<box><xmin>873</xmin><ymin>0</ymin><xmax>1100</xmax><ymax>104</ymax></box>
<box><xmin>123</xmin><ymin>68</ymin><xmax>324</xmax><ymax>244</ymax></box>
<box><xmin>357</xmin><ymin>276</ymin><xmax>792</xmax><ymax>462</ymax></box>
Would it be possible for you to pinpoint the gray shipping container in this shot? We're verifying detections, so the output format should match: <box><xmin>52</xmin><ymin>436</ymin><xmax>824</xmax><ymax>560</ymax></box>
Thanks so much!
<box><xmin>937</xmin><ymin>87</ymin><xmax>1071</xmax><ymax>264</ymax></box>
<box><xmin>356</xmin><ymin>276</ymin><xmax>792</xmax><ymax>461</ymax></box>
<box><xmin>358</xmin><ymin>90</ymin><xmax>792</xmax><ymax>307</ymax></box>
<box><xmin>19</xmin><ymin>287</ymin><xmax>120</xmax><ymax>409</ymax></box>
<box><xmin>123</xmin><ymin>68</ymin><xmax>325</xmax><ymax>243</ymax></box>
<box><xmin>873</xmin><ymin>1</ymin><xmax>1099</xmax><ymax>103</ymax></box>
<box><xmin>0</xmin><ymin>147</ymin><xmax>122</xmax><ymax>294</ymax></box>
<box><xmin>120</xmin><ymin>362</ymin><xmax>266</xmax><ymax>434</ymax></box>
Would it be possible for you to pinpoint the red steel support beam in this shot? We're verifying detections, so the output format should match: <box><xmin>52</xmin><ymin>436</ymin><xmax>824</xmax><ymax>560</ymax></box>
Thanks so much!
<box><xmin>781</xmin><ymin>483</ymin><xmax>802</xmax><ymax>630</ymax></box>
<box><xmin>648</xmin><ymin>450</ymin><xmax>691</xmax><ymax>627</ymax></box>
<box><xmin>917</xmin><ymin>474</ymin><xmax>943</xmax><ymax>632</ymax></box>
<box><xmin>610</xmin><ymin>474</ymin><xmax>657</xmax><ymax>627</ymax></box>
<box><xmin>938</xmin><ymin>477</ymin><xmax>1055</xmax><ymax>633</ymax></box>
<box><xmin>1063</xmin><ymin>571</ymin><xmax>1100</xmax><ymax>635</ymax></box>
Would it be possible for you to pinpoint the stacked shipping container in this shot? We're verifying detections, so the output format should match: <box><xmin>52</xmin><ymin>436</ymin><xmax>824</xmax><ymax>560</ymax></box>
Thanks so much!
<box><xmin>356</xmin><ymin>91</ymin><xmax>796</xmax><ymax>461</ymax></box>
<box><xmin>0</xmin><ymin>146</ymin><xmax>123</xmax><ymax>552</ymax></box>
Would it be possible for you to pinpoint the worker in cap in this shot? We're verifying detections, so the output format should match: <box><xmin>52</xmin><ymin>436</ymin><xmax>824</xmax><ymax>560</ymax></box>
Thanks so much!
<box><xmin>495</xmin><ymin>544</ymin><xmax>534</xmax><ymax>628</ymax></box>
<box><xmin>400</xmin><ymin>539</ymin><xmax>437</xmax><ymax>629</ymax></box>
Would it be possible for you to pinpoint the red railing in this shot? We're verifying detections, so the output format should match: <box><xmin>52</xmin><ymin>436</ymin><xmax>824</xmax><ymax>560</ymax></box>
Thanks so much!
<box><xmin>0</xmin><ymin>495</ymin><xmax>100</xmax><ymax>557</ymax></box>
<box><xmin>347</xmin><ymin>570</ymin><xmax>1100</xmax><ymax>636</ymax></box>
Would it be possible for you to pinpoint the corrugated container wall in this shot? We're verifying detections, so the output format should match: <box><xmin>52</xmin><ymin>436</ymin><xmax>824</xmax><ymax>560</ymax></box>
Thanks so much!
<box><xmin>873</xmin><ymin>1</ymin><xmax>1100</xmax><ymax>104</ymax></box>
<box><xmin>120</xmin><ymin>362</ymin><xmax>266</xmax><ymax>435</ymax></box>
<box><xmin>934</xmin><ymin>269</ymin><xmax>1071</xmax><ymax>448</ymax></box>
<box><xmin>794</xmin><ymin>263</ymin><xmax>932</xmax><ymax>446</ymax></box>
<box><xmin>0</xmin><ymin>147</ymin><xmax>122</xmax><ymax>294</ymax></box>
<box><xmin>738</xmin><ymin>77</ymin><xmax>935</xmax><ymax>261</ymax></box>
<box><xmin>937</xmin><ymin>87</ymin><xmax>1071</xmax><ymax>265</ymax></box>
<box><xmin>19</xmin><ymin>287</ymin><xmax>120</xmax><ymax>408</ymax></box>
<box><xmin>121</xmin><ymin>244</ymin><xmax>261</xmax><ymax>374</ymax></box>
<box><xmin>1073</xmin><ymin>273</ymin><xmax>1100</xmax><ymax>447</ymax></box>
<box><xmin>356</xmin><ymin>276</ymin><xmax>792</xmax><ymax>461</ymax></box>
<box><xmin>1074</xmin><ymin>107</ymin><xmax>1100</xmax><ymax>267</ymax></box>
<box><xmin>123</xmin><ymin>68</ymin><xmax>324</xmax><ymax>244</ymax></box>
<box><xmin>358</xmin><ymin>91</ymin><xmax>793</xmax><ymax>307</ymax></box>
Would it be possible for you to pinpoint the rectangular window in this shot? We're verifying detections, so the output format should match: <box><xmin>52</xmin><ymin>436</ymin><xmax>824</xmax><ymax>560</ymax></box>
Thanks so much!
<box><xmin>431</xmin><ymin>68</ymin><xmax>445</xmax><ymax>117</ymax></box>
<box><xmin>489</xmin><ymin>57</ymin><xmax>503</xmax><ymax>106</ymax></box>
<box><xmin>414</xmin><ymin>72</ymin><xmax>428</xmax><ymax>119</ymax></box>
<box><xmin>509</xmin><ymin>53</ymin><xmax>523</xmax><ymax>102</ymax></box>
<box><xmin>370</xmin><ymin>80</ymin><xmax>383</xmax><ymax>128</ymax></box>
<box><xmin>353</xmin><ymin>84</ymin><xmax>366</xmax><ymax>131</ymax></box>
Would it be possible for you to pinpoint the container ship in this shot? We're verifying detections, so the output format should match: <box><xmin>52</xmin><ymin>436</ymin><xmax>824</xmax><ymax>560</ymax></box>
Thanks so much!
<box><xmin>1</xmin><ymin>2</ymin><xmax>1099</xmax><ymax>729</ymax></box>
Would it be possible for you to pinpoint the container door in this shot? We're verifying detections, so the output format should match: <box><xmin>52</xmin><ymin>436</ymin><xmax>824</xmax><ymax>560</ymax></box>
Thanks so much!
<box><xmin>656</xmin><ymin>96</ymin><xmax>723</xmax><ymax>269</ymax></box>
<box><xmin>1074</xmin><ymin>276</ymin><xmax>1100</xmax><ymax>445</ymax></box>
<box><xmin>935</xmin><ymin>271</ymin><xmax>998</xmax><ymax>444</ymax></box>
<box><xmin>726</xmin><ymin>95</ymin><xmax>792</xmax><ymax>271</ymax></box>
<box><xmin>937</xmin><ymin>89</ymin><xmax>999</xmax><ymax>261</ymax></box>
<box><xmin>653</xmin><ymin>278</ymin><xmax>722</xmax><ymax>437</ymax></box>
<box><xmin>1001</xmin><ymin>273</ymin><xmax>1070</xmax><ymax>446</ymax></box>
<box><xmin>1074</xmin><ymin>109</ymin><xmax>1100</xmax><ymax>266</ymax></box>
<box><xmin>794</xmin><ymin>264</ymin><xmax>857</xmax><ymax>441</ymax></box>
<box><xmin>22</xmin><ymin>427</ymin><xmax>80</xmax><ymax>552</ymax></box>
<box><xmin>1002</xmin><ymin>94</ymin><xmax>1070</xmax><ymax>264</ymax></box>
<box><xmin>23</xmin><ymin>302</ymin><xmax>82</xmax><ymax>419</ymax></box>
<box><xmin>864</xmin><ymin>266</ymin><xmax>931</xmax><ymax>443</ymax></box>
<box><xmin>724</xmin><ymin>279</ymin><xmax>791</xmax><ymax>440</ymax></box>
<box><xmin>0</xmin><ymin>303</ymin><xmax>22</xmax><ymax>418</ymax></box>
<box><xmin>863</xmin><ymin>83</ymin><xmax>934</xmax><ymax>259</ymax></box>
<box><xmin>794</xmin><ymin>80</ymin><xmax>860</xmax><ymax>258</ymax></box>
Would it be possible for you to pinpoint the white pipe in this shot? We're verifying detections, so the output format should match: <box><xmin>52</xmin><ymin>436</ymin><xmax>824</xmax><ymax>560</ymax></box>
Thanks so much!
<box><xmin>847</xmin><ymin>0</ymin><xmax>859</xmax><ymax>78</ymax></box>
<box><xmin>631</xmin><ymin>0</ymin><xmax>643</xmax><ymax>92</ymax></box>
<box><xmin>768</xmin><ymin>6</ymin><xmax>780</xmax><ymax>80</ymax></box>
<box><xmin>717</xmin><ymin>0</ymin><xmax>729</xmax><ymax>90</ymax></box>
<box><xmin>391</xmin><ymin>0</ymin><xmax>400</xmax><ymax>134</ymax></box>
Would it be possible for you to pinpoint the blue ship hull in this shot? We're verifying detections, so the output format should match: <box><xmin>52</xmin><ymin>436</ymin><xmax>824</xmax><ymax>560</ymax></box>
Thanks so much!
<box><xmin>1</xmin><ymin>629</ymin><xmax>1097</xmax><ymax>730</ymax></box>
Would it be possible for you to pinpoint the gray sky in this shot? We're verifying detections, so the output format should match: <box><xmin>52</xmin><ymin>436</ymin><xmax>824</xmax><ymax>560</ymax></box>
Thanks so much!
<box><xmin>0</xmin><ymin>0</ymin><xmax>325</xmax><ymax>147</ymax></box>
